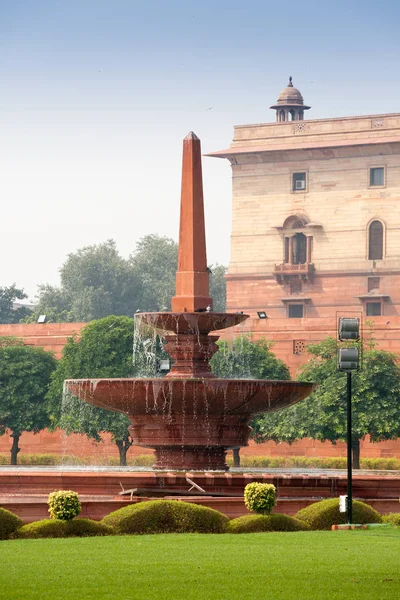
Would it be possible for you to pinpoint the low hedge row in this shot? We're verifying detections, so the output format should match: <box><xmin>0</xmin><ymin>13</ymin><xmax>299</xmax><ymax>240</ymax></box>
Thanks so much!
<box><xmin>295</xmin><ymin>498</ymin><xmax>382</xmax><ymax>530</ymax></box>
<box><xmin>382</xmin><ymin>513</ymin><xmax>400</xmax><ymax>526</ymax></box>
<box><xmin>0</xmin><ymin>498</ymin><xmax>392</xmax><ymax>540</ymax></box>
<box><xmin>226</xmin><ymin>514</ymin><xmax>309</xmax><ymax>533</ymax></box>
<box><xmin>3</xmin><ymin>453</ymin><xmax>400</xmax><ymax>470</ymax></box>
<box><xmin>102</xmin><ymin>500</ymin><xmax>229</xmax><ymax>534</ymax></box>
<box><xmin>17</xmin><ymin>518</ymin><xmax>114</xmax><ymax>539</ymax></box>
<box><xmin>0</xmin><ymin>508</ymin><xmax>23</xmax><ymax>540</ymax></box>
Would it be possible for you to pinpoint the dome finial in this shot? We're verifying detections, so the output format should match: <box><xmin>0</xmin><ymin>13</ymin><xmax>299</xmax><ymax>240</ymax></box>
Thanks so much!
<box><xmin>270</xmin><ymin>77</ymin><xmax>311</xmax><ymax>122</ymax></box>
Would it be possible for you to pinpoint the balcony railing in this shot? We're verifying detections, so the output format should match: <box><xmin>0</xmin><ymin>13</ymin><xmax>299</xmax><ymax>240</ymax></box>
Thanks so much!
<box><xmin>273</xmin><ymin>262</ymin><xmax>314</xmax><ymax>281</ymax></box>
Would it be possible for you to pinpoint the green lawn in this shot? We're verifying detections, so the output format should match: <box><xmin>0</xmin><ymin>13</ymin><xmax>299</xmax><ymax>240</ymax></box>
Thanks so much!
<box><xmin>1</xmin><ymin>530</ymin><xmax>400</xmax><ymax>600</ymax></box>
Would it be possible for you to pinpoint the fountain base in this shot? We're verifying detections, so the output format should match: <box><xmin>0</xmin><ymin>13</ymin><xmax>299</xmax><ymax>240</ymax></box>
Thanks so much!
<box><xmin>153</xmin><ymin>446</ymin><xmax>229</xmax><ymax>471</ymax></box>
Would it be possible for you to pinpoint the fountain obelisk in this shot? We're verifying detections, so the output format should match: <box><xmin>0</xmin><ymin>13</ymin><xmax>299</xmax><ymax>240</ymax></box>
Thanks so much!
<box><xmin>172</xmin><ymin>132</ymin><xmax>213</xmax><ymax>313</ymax></box>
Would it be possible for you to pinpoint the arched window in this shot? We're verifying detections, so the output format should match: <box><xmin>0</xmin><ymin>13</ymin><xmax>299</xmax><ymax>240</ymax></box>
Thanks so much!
<box><xmin>283</xmin><ymin>215</ymin><xmax>308</xmax><ymax>229</ymax></box>
<box><xmin>368</xmin><ymin>220</ymin><xmax>384</xmax><ymax>260</ymax></box>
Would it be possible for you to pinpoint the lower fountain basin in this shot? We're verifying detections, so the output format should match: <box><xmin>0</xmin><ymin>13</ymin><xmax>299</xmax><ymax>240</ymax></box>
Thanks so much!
<box><xmin>65</xmin><ymin>378</ymin><xmax>315</xmax><ymax>470</ymax></box>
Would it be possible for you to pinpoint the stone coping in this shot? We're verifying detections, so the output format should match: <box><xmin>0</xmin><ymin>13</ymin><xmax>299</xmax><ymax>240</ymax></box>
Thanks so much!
<box><xmin>1</xmin><ymin>467</ymin><xmax>400</xmax><ymax>478</ymax></box>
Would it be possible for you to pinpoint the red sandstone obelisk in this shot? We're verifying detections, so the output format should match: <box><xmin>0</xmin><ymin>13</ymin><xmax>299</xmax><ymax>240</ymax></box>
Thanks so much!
<box><xmin>171</xmin><ymin>132</ymin><xmax>213</xmax><ymax>313</ymax></box>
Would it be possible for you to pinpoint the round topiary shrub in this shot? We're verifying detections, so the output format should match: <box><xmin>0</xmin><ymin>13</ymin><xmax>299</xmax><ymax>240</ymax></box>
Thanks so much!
<box><xmin>17</xmin><ymin>519</ymin><xmax>68</xmax><ymax>539</ymax></box>
<box><xmin>295</xmin><ymin>498</ymin><xmax>382</xmax><ymax>530</ymax></box>
<box><xmin>244</xmin><ymin>482</ymin><xmax>277</xmax><ymax>515</ymax></box>
<box><xmin>48</xmin><ymin>490</ymin><xmax>81</xmax><ymax>521</ymax></box>
<box><xmin>65</xmin><ymin>518</ymin><xmax>114</xmax><ymax>537</ymax></box>
<box><xmin>102</xmin><ymin>500</ymin><xmax>229</xmax><ymax>535</ymax></box>
<box><xmin>382</xmin><ymin>513</ymin><xmax>400</xmax><ymax>526</ymax></box>
<box><xmin>0</xmin><ymin>507</ymin><xmax>23</xmax><ymax>540</ymax></box>
<box><xmin>226</xmin><ymin>513</ymin><xmax>309</xmax><ymax>533</ymax></box>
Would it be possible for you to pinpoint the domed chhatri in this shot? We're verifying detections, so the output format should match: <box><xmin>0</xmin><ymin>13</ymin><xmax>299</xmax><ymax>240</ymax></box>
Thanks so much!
<box><xmin>65</xmin><ymin>131</ymin><xmax>315</xmax><ymax>471</ymax></box>
<box><xmin>270</xmin><ymin>76</ymin><xmax>311</xmax><ymax>122</ymax></box>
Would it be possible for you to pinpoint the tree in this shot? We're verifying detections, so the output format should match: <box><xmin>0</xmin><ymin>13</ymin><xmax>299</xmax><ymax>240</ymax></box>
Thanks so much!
<box><xmin>0</xmin><ymin>285</ymin><xmax>32</xmax><ymax>323</ymax></box>
<box><xmin>210</xmin><ymin>335</ymin><xmax>290</xmax><ymax>381</ymax></box>
<box><xmin>254</xmin><ymin>337</ymin><xmax>400</xmax><ymax>468</ymax></box>
<box><xmin>130</xmin><ymin>234</ymin><xmax>178</xmax><ymax>311</ymax></box>
<box><xmin>209</xmin><ymin>264</ymin><xmax>227</xmax><ymax>312</ymax></box>
<box><xmin>0</xmin><ymin>343</ymin><xmax>57</xmax><ymax>464</ymax></box>
<box><xmin>210</xmin><ymin>335</ymin><xmax>290</xmax><ymax>465</ymax></box>
<box><xmin>47</xmin><ymin>315</ymin><xmax>167</xmax><ymax>465</ymax></box>
<box><xmin>25</xmin><ymin>284</ymin><xmax>73</xmax><ymax>323</ymax></box>
<box><xmin>27</xmin><ymin>240</ymin><xmax>138</xmax><ymax>323</ymax></box>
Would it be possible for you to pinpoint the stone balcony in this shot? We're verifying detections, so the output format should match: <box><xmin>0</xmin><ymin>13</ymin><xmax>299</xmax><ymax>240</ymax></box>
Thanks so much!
<box><xmin>273</xmin><ymin>262</ymin><xmax>314</xmax><ymax>283</ymax></box>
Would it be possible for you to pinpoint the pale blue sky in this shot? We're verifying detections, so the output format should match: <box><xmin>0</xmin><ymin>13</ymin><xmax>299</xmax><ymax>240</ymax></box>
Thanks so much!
<box><xmin>1</xmin><ymin>0</ymin><xmax>400</xmax><ymax>298</ymax></box>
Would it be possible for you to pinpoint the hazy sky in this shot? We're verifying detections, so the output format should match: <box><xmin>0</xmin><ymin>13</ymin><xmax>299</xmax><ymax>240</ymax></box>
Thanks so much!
<box><xmin>1</xmin><ymin>0</ymin><xmax>400</xmax><ymax>299</ymax></box>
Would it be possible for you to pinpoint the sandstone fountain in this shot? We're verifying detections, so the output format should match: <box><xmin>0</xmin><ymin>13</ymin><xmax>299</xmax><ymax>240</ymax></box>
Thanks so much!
<box><xmin>65</xmin><ymin>132</ymin><xmax>314</xmax><ymax>471</ymax></box>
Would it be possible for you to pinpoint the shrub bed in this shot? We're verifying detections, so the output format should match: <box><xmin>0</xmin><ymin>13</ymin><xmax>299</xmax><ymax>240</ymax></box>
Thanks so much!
<box><xmin>102</xmin><ymin>500</ymin><xmax>229</xmax><ymax>535</ymax></box>
<box><xmin>17</xmin><ymin>519</ymin><xmax>68</xmax><ymax>539</ymax></box>
<box><xmin>65</xmin><ymin>518</ymin><xmax>114</xmax><ymax>537</ymax></box>
<box><xmin>226</xmin><ymin>513</ymin><xmax>309</xmax><ymax>533</ymax></box>
<box><xmin>0</xmin><ymin>507</ymin><xmax>23</xmax><ymax>540</ymax></box>
<box><xmin>16</xmin><ymin>518</ymin><xmax>114</xmax><ymax>539</ymax></box>
<box><xmin>295</xmin><ymin>498</ymin><xmax>382</xmax><ymax>530</ymax></box>
<box><xmin>382</xmin><ymin>513</ymin><xmax>400</xmax><ymax>526</ymax></box>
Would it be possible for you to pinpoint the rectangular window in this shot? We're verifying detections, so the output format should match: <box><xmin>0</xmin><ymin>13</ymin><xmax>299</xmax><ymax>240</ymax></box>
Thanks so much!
<box><xmin>288</xmin><ymin>304</ymin><xmax>304</xmax><ymax>318</ymax></box>
<box><xmin>366</xmin><ymin>302</ymin><xmax>381</xmax><ymax>316</ymax></box>
<box><xmin>292</xmin><ymin>172</ymin><xmax>306</xmax><ymax>191</ymax></box>
<box><xmin>369</xmin><ymin>167</ymin><xmax>384</xmax><ymax>186</ymax></box>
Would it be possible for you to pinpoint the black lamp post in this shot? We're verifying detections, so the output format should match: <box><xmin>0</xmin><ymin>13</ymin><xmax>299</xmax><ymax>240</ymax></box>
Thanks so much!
<box><xmin>338</xmin><ymin>318</ymin><xmax>360</xmax><ymax>525</ymax></box>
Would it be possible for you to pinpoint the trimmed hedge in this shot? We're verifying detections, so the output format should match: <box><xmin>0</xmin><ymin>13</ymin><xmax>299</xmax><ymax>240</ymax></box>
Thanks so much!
<box><xmin>0</xmin><ymin>507</ymin><xmax>23</xmax><ymax>540</ymax></box>
<box><xmin>295</xmin><ymin>498</ymin><xmax>382</xmax><ymax>530</ymax></box>
<box><xmin>65</xmin><ymin>518</ymin><xmax>114</xmax><ymax>537</ymax></box>
<box><xmin>17</xmin><ymin>519</ymin><xmax>68</xmax><ymax>539</ymax></box>
<box><xmin>226</xmin><ymin>513</ymin><xmax>309</xmax><ymax>533</ymax></box>
<box><xmin>16</xmin><ymin>518</ymin><xmax>114</xmax><ymax>539</ymax></box>
<box><xmin>382</xmin><ymin>513</ymin><xmax>400</xmax><ymax>527</ymax></box>
<box><xmin>102</xmin><ymin>500</ymin><xmax>229</xmax><ymax>535</ymax></box>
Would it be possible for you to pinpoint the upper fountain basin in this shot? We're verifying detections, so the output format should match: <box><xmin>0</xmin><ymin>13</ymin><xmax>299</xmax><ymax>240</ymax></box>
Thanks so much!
<box><xmin>136</xmin><ymin>312</ymin><xmax>249</xmax><ymax>335</ymax></box>
<box><xmin>65</xmin><ymin>378</ymin><xmax>315</xmax><ymax>418</ymax></box>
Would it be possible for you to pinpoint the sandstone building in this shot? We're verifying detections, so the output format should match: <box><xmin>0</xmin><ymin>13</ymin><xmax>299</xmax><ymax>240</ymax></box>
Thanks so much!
<box><xmin>209</xmin><ymin>79</ymin><xmax>400</xmax><ymax>329</ymax></box>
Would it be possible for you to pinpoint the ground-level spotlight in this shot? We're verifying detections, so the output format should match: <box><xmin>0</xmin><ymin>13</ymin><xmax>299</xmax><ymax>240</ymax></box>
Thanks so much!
<box><xmin>37</xmin><ymin>315</ymin><xmax>47</xmax><ymax>324</ymax></box>
<box><xmin>159</xmin><ymin>359</ymin><xmax>171</xmax><ymax>372</ymax></box>
<box><xmin>257</xmin><ymin>311</ymin><xmax>267</xmax><ymax>319</ymax></box>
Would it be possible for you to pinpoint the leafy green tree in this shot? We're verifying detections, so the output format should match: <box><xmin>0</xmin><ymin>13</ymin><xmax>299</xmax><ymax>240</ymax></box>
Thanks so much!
<box><xmin>27</xmin><ymin>240</ymin><xmax>138</xmax><ymax>323</ymax></box>
<box><xmin>0</xmin><ymin>343</ymin><xmax>57</xmax><ymax>464</ymax></box>
<box><xmin>0</xmin><ymin>285</ymin><xmax>32</xmax><ymax>323</ymax></box>
<box><xmin>210</xmin><ymin>335</ymin><xmax>290</xmax><ymax>380</ymax></box>
<box><xmin>210</xmin><ymin>335</ymin><xmax>290</xmax><ymax>465</ymax></box>
<box><xmin>209</xmin><ymin>264</ymin><xmax>227</xmax><ymax>312</ymax></box>
<box><xmin>24</xmin><ymin>284</ymin><xmax>73</xmax><ymax>323</ymax></box>
<box><xmin>254</xmin><ymin>337</ymin><xmax>400</xmax><ymax>468</ymax></box>
<box><xmin>47</xmin><ymin>316</ymin><xmax>167</xmax><ymax>465</ymax></box>
<box><xmin>130</xmin><ymin>234</ymin><xmax>178</xmax><ymax>311</ymax></box>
